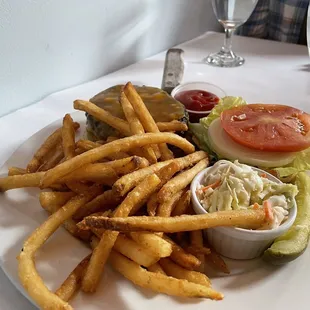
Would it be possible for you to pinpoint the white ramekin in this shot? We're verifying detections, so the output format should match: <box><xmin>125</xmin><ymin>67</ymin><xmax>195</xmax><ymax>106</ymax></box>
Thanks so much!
<box><xmin>170</xmin><ymin>81</ymin><xmax>226</xmax><ymax>123</ymax></box>
<box><xmin>190</xmin><ymin>167</ymin><xmax>297</xmax><ymax>260</ymax></box>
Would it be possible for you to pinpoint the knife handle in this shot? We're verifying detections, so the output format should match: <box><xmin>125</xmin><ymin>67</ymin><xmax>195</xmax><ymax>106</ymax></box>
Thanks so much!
<box><xmin>161</xmin><ymin>48</ymin><xmax>184</xmax><ymax>94</ymax></box>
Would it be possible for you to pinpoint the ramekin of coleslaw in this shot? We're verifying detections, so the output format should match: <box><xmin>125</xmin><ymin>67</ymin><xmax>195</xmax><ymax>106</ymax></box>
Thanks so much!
<box><xmin>191</xmin><ymin>160</ymin><xmax>298</xmax><ymax>260</ymax></box>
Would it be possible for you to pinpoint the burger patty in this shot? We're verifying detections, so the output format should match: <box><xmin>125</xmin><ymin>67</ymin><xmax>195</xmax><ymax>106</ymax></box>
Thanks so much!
<box><xmin>86</xmin><ymin>84</ymin><xmax>188</xmax><ymax>140</ymax></box>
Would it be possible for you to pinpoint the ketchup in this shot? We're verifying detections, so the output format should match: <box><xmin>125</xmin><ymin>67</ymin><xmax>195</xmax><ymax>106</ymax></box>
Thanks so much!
<box><xmin>174</xmin><ymin>89</ymin><xmax>220</xmax><ymax>122</ymax></box>
<box><xmin>175</xmin><ymin>90</ymin><xmax>219</xmax><ymax>111</ymax></box>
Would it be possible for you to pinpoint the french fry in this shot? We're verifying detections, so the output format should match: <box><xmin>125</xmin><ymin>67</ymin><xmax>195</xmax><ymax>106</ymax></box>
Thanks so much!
<box><xmin>75</xmin><ymin>147</ymin><xmax>85</xmax><ymax>155</ymax></box>
<box><xmin>109</xmin><ymin>250</ymin><xmax>223</xmax><ymax>300</ymax></box>
<box><xmin>113</xmin><ymin>151</ymin><xmax>207</xmax><ymax>196</ymax></box>
<box><xmin>159</xmin><ymin>258</ymin><xmax>210</xmax><ymax>287</ymax></box>
<box><xmin>18</xmin><ymin>187</ymin><xmax>99</xmax><ymax>310</ymax></box>
<box><xmin>106</xmin><ymin>136</ymin><xmax>119</xmax><ymax>142</ymax></box>
<box><xmin>156</xmin><ymin>121</ymin><xmax>188</xmax><ymax>132</ymax></box>
<box><xmin>185</xmin><ymin>245</ymin><xmax>211</xmax><ymax>256</ymax></box>
<box><xmin>89</xmin><ymin>235</ymin><xmax>99</xmax><ymax>250</ymax></box>
<box><xmin>146</xmin><ymin>162</ymin><xmax>181</xmax><ymax>216</ymax></box>
<box><xmin>158</xmin><ymin>158</ymin><xmax>209</xmax><ymax>203</ymax></box>
<box><xmin>73</xmin><ymin>190</ymin><xmax>121</xmax><ymax>221</ymax></box>
<box><xmin>74</xmin><ymin>100</ymin><xmax>131</xmax><ymax>136</ymax></box>
<box><xmin>39</xmin><ymin>191</ymin><xmax>76</xmax><ymax>209</ymax></box>
<box><xmin>157</xmin><ymin>190</ymin><xmax>183</xmax><ymax>217</ymax></box>
<box><xmin>55</xmin><ymin>254</ymin><xmax>91</xmax><ymax>302</ymax></box>
<box><xmin>124</xmin><ymin>82</ymin><xmax>173</xmax><ymax>160</ymax></box>
<box><xmin>60</xmin><ymin>164</ymin><xmax>118</xmax><ymax>186</ymax></box>
<box><xmin>92</xmin><ymin>228</ymin><xmax>160</xmax><ymax>272</ymax></box>
<box><xmin>8</xmin><ymin>167</ymin><xmax>27</xmax><ymax>176</ymax></box>
<box><xmin>190</xmin><ymin>230</ymin><xmax>205</xmax><ymax>273</ymax></box>
<box><xmin>156</xmin><ymin>161</ymin><xmax>181</xmax><ymax>187</ymax></box>
<box><xmin>102</xmin><ymin>156</ymin><xmax>145</xmax><ymax>170</ymax></box>
<box><xmin>76</xmin><ymin>140</ymin><xmax>101</xmax><ymax>150</ymax></box>
<box><xmin>63</xmin><ymin>219</ymin><xmax>92</xmax><ymax>242</ymax></box>
<box><xmin>171</xmin><ymin>189</ymin><xmax>191</xmax><ymax>216</ymax></box>
<box><xmin>84</xmin><ymin>209</ymin><xmax>268</xmax><ymax>233</ymax></box>
<box><xmin>91</xmin><ymin>230</ymin><xmax>160</xmax><ymax>267</ymax></box>
<box><xmin>114</xmin><ymin>162</ymin><xmax>169</xmax><ymax>196</ymax></box>
<box><xmin>129</xmin><ymin>198</ymin><xmax>152</xmax><ymax>216</ymax></box>
<box><xmin>26</xmin><ymin>128</ymin><xmax>62</xmax><ymax>173</ymax></box>
<box><xmin>65</xmin><ymin>182</ymin><xmax>93</xmax><ymax>195</ymax></box>
<box><xmin>40</xmin><ymin>194</ymin><xmax>92</xmax><ymax>242</ymax></box>
<box><xmin>147</xmin><ymin>193</ymin><xmax>158</xmax><ymax>216</ymax></box>
<box><xmin>95</xmin><ymin>140</ymin><xmax>106</xmax><ymax>144</ymax></box>
<box><xmin>122</xmin><ymin>84</ymin><xmax>161</xmax><ymax>158</ymax></box>
<box><xmin>26</xmin><ymin>122</ymin><xmax>79</xmax><ymax>173</ymax></box>
<box><xmin>76</xmin><ymin>140</ymin><xmax>130</xmax><ymax>160</ymax></box>
<box><xmin>106</xmin><ymin>156</ymin><xmax>149</xmax><ymax>176</ymax></box>
<box><xmin>147</xmin><ymin>263</ymin><xmax>166</xmax><ymax>275</ymax></box>
<box><xmin>205</xmin><ymin>246</ymin><xmax>230</xmax><ymax>274</ymax></box>
<box><xmin>129</xmin><ymin>232</ymin><xmax>172</xmax><ymax>258</ymax></box>
<box><xmin>114</xmin><ymin>234</ymin><xmax>160</xmax><ymax>267</ymax></box>
<box><xmin>62</xmin><ymin>114</ymin><xmax>76</xmax><ymax>160</ymax></box>
<box><xmin>41</xmin><ymin>133</ymin><xmax>195</xmax><ymax>188</ymax></box>
<box><xmin>127</xmin><ymin>161</ymin><xmax>177</xmax><ymax>214</ymax></box>
<box><xmin>82</xmin><ymin>174</ymin><xmax>161</xmax><ymax>293</ymax></box>
<box><xmin>173</xmin><ymin>151</ymin><xmax>208</xmax><ymax>169</ymax></box>
<box><xmin>120</xmin><ymin>91</ymin><xmax>157</xmax><ymax>164</ymax></box>
<box><xmin>163</xmin><ymin>235</ymin><xmax>201</xmax><ymax>270</ymax></box>
<box><xmin>127</xmin><ymin>147</ymin><xmax>153</xmax><ymax>158</ymax></box>
<box><xmin>0</xmin><ymin>172</ymin><xmax>44</xmax><ymax>192</ymax></box>
<box><xmin>38</xmin><ymin>143</ymin><xmax>64</xmax><ymax>172</ymax></box>
<box><xmin>91</xmin><ymin>234</ymin><xmax>216</xmax><ymax>297</ymax></box>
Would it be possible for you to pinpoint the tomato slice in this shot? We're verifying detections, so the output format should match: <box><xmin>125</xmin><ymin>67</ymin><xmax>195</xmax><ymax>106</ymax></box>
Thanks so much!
<box><xmin>220</xmin><ymin>104</ymin><xmax>310</xmax><ymax>152</ymax></box>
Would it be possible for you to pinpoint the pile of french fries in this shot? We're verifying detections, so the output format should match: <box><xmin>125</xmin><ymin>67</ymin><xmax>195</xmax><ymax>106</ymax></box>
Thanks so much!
<box><xmin>0</xmin><ymin>82</ymin><xmax>269</xmax><ymax>309</ymax></box>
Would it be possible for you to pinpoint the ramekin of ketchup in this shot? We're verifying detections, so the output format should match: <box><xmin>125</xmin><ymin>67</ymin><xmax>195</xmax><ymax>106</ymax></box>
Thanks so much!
<box><xmin>171</xmin><ymin>82</ymin><xmax>226</xmax><ymax>123</ymax></box>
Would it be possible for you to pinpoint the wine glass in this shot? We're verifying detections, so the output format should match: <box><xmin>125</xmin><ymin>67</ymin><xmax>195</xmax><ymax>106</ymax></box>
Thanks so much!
<box><xmin>307</xmin><ymin>4</ymin><xmax>310</xmax><ymax>56</ymax></box>
<box><xmin>205</xmin><ymin>0</ymin><xmax>259</xmax><ymax>67</ymax></box>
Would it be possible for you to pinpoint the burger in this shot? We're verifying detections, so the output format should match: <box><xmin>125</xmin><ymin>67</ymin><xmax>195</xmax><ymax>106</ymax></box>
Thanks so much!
<box><xmin>86</xmin><ymin>85</ymin><xmax>188</xmax><ymax>141</ymax></box>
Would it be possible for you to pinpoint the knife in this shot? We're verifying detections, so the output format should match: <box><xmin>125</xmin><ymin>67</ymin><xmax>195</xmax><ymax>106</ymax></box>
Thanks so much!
<box><xmin>161</xmin><ymin>48</ymin><xmax>184</xmax><ymax>94</ymax></box>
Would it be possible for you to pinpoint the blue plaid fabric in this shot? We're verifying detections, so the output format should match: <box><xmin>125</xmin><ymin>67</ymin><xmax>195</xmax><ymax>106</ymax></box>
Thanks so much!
<box><xmin>237</xmin><ymin>0</ymin><xmax>309</xmax><ymax>43</ymax></box>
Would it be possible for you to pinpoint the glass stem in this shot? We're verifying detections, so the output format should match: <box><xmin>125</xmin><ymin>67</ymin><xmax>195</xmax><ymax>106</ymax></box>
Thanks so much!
<box><xmin>222</xmin><ymin>28</ymin><xmax>235</xmax><ymax>53</ymax></box>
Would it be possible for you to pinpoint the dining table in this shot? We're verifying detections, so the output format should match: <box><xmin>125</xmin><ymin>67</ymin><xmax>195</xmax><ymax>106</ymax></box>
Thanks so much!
<box><xmin>0</xmin><ymin>31</ymin><xmax>309</xmax><ymax>310</ymax></box>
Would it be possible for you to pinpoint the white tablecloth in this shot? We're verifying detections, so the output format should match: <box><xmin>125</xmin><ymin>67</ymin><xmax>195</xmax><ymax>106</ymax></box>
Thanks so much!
<box><xmin>0</xmin><ymin>31</ymin><xmax>309</xmax><ymax>309</ymax></box>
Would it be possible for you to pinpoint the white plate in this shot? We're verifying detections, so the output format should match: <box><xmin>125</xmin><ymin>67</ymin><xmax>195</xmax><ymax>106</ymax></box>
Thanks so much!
<box><xmin>0</xmin><ymin>111</ymin><xmax>310</xmax><ymax>310</ymax></box>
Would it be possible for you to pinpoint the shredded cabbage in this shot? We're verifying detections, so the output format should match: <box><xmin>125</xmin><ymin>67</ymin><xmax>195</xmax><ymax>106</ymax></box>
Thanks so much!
<box><xmin>196</xmin><ymin>160</ymin><xmax>298</xmax><ymax>229</ymax></box>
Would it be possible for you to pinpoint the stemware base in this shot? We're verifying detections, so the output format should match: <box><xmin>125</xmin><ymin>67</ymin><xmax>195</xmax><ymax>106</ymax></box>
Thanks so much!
<box><xmin>204</xmin><ymin>49</ymin><xmax>244</xmax><ymax>68</ymax></box>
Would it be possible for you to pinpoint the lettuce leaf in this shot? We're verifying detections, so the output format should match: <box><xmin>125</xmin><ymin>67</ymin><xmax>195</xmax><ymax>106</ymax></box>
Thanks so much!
<box><xmin>188</xmin><ymin>123</ymin><xmax>217</xmax><ymax>159</ymax></box>
<box><xmin>274</xmin><ymin>148</ymin><xmax>310</xmax><ymax>177</ymax></box>
<box><xmin>189</xmin><ymin>96</ymin><xmax>247</xmax><ymax>159</ymax></box>
<box><xmin>200</xmin><ymin>96</ymin><xmax>247</xmax><ymax>129</ymax></box>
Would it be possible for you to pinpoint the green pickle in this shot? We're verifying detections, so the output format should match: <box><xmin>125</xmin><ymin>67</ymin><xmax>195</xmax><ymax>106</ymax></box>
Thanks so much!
<box><xmin>263</xmin><ymin>172</ymin><xmax>310</xmax><ymax>264</ymax></box>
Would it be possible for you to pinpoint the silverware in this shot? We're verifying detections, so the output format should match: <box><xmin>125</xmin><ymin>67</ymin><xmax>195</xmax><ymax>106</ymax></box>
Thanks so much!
<box><xmin>161</xmin><ymin>48</ymin><xmax>184</xmax><ymax>94</ymax></box>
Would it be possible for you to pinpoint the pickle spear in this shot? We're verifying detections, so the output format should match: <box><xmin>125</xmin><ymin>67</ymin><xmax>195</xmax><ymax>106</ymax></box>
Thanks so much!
<box><xmin>263</xmin><ymin>172</ymin><xmax>310</xmax><ymax>265</ymax></box>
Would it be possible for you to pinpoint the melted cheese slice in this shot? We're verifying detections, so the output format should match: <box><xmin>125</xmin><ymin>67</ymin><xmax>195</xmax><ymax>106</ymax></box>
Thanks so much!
<box><xmin>208</xmin><ymin>118</ymin><xmax>297</xmax><ymax>168</ymax></box>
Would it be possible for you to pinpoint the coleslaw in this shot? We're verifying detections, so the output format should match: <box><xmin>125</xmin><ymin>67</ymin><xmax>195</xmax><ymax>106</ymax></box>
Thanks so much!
<box><xmin>196</xmin><ymin>160</ymin><xmax>298</xmax><ymax>229</ymax></box>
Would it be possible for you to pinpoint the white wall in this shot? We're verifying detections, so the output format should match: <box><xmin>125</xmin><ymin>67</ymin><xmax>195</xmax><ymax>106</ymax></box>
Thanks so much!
<box><xmin>0</xmin><ymin>0</ymin><xmax>219</xmax><ymax>117</ymax></box>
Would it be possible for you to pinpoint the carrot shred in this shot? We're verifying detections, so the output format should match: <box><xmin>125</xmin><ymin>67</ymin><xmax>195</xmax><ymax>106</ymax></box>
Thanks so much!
<box><xmin>253</xmin><ymin>203</ymin><xmax>260</xmax><ymax>210</ymax></box>
<box><xmin>201</xmin><ymin>179</ymin><xmax>221</xmax><ymax>192</ymax></box>
<box><xmin>263</xmin><ymin>200</ymin><xmax>274</xmax><ymax>222</ymax></box>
